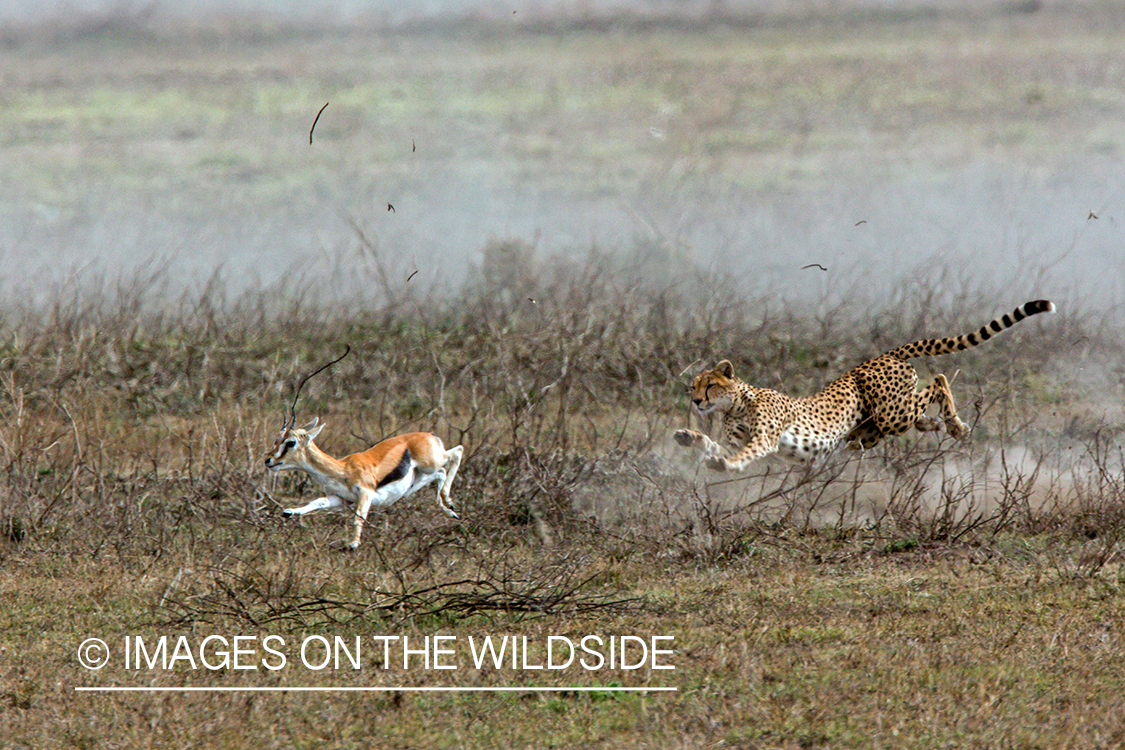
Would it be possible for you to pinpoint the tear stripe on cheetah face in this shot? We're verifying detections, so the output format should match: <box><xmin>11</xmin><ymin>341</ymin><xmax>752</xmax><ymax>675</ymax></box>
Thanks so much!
<box><xmin>674</xmin><ymin>300</ymin><xmax>1055</xmax><ymax>472</ymax></box>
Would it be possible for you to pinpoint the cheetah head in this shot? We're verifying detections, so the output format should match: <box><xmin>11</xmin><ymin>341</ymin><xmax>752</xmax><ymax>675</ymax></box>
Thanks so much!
<box><xmin>686</xmin><ymin>360</ymin><xmax>740</xmax><ymax>416</ymax></box>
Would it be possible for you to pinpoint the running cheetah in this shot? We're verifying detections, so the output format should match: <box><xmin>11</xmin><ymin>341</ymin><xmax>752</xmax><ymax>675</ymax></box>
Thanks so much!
<box><xmin>674</xmin><ymin>300</ymin><xmax>1055</xmax><ymax>471</ymax></box>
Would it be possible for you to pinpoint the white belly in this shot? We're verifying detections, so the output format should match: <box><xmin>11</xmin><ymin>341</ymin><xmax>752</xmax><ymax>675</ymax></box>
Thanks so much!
<box><xmin>776</xmin><ymin>428</ymin><xmax>842</xmax><ymax>463</ymax></box>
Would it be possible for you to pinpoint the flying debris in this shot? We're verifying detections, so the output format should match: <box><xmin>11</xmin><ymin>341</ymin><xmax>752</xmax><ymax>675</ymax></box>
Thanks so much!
<box><xmin>309</xmin><ymin>102</ymin><xmax>329</xmax><ymax>145</ymax></box>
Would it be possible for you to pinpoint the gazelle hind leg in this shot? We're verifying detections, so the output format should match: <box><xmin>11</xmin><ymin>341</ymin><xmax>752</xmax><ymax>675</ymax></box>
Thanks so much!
<box><xmin>436</xmin><ymin>445</ymin><xmax>463</xmax><ymax>518</ymax></box>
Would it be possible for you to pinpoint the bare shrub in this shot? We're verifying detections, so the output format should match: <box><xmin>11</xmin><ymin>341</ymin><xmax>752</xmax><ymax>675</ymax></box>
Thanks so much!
<box><xmin>0</xmin><ymin>236</ymin><xmax>1117</xmax><ymax>593</ymax></box>
<box><xmin>162</xmin><ymin>547</ymin><xmax>641</xmax><ymax>627</ymax></box>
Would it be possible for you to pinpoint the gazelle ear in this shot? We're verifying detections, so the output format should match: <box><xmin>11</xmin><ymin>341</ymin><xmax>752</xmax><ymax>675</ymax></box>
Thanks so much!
<box><xmin>301</xmin><ymin>417</ymin><xmax>319</xmax><ymax>431</ymax></box>
<box><xmin>306</xmin><ymin>420</ymin><xmax>325</xmax><ymax>441</ymax></box>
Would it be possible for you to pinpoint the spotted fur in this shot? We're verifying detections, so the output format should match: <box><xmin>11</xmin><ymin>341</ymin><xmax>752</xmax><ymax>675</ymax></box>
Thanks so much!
<box><xmin>674</xmin><ymin>300</ymin><xmax>1055</xmax><ymax>471</ymax></box>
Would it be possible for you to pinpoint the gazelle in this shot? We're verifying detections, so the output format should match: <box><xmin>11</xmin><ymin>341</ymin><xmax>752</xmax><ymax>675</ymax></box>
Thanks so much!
<box><xmin>264</xmin><ymin>346</ymin><xmax>463</xmax><ymax>549</ymax></box>
<box><xmin>265</xmin><ymin>418</ymin><xmax>464</xmax><ymax>549</ymax></box>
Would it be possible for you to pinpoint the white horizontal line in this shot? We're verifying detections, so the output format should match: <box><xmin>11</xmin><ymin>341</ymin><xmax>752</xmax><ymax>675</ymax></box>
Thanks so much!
<box><xmin>75</xmin><ymin>686</ymin><xmax>677</xmax><ymax>693</ymax></box>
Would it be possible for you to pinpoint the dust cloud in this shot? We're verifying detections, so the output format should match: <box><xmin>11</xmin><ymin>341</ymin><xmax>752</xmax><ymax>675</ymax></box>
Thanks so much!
<box><xmin>0</xmin><ymin>0</ymin><xmax>1121</xmax><ymax>317</ymax></box>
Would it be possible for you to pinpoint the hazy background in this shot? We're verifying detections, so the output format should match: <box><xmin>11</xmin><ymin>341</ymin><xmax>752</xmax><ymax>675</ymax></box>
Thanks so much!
<box><xmin>0</xmin><ymin>0</ymin><xmax>1121</xmax><ymax>313</ymax></box>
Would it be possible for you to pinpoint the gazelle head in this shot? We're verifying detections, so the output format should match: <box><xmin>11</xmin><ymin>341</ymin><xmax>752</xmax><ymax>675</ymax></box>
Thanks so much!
<box><xmin>265</xmin><ymin>346</ymin><xmax>350</xmax><ymax>471</ymax></box>
<box><xmin>265</xmin><ymin>417</ymin><xmax>325</xmax><ymax>471</ymax></box>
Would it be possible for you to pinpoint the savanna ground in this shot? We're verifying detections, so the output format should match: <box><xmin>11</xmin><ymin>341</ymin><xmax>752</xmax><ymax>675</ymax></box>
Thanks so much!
<box><xmin>3</xmin><ymin>3</ymin><xmax>1125</xmax><ymax>748</ymax></box>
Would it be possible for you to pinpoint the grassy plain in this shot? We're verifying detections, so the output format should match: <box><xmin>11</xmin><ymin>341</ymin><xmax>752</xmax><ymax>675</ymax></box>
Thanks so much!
<box><xmin>2</xmin><ymin>4</ymin><xmax>1125</xmax><ymax>749</ymax></box>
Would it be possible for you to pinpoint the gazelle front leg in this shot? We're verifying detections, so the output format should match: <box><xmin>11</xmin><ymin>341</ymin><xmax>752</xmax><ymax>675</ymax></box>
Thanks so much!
<box><xmin>283</xmin><ymin>495</ymin><xmax>347</xmax><ymax>516</ymax></box>
<box><xmin>349</xmin><ymin>487</ymin><xmax>377</xmax><ymax>550</ymax></box>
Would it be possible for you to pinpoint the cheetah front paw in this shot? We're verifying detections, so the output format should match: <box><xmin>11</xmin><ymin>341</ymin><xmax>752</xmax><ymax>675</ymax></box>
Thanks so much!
<box><xmin>704</xmin><ymin>455</ymin><xmax>730</xmax><ymax>472</ymax></box>
<box><xmin>673</xmin><ymin>428</ymin><xmax>704</xmax><ymax>448</ymax></box>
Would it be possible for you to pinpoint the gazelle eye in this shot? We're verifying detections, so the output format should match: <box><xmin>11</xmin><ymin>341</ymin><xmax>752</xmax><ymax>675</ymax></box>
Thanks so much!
<box><xmin>284</xmin><ymin>440</ymin><xmax>296</xmax><ymax>450</ymax></box>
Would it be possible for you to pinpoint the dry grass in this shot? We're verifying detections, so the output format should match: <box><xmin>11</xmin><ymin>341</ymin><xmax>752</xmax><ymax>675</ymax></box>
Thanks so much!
<box><xmin>3</xmin><ymin>4</ymin><xmax>1125</xmax><ymax>748</ymax></box>
<box><xmin>0</xmin><ymin>240</ymin><xmax>1122</xmax><ymax>748</ymax></box>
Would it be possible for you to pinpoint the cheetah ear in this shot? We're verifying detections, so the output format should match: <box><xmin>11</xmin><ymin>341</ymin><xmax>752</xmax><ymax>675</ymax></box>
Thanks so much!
<box><xmin>715</xmin><ymin>360</ymin><xmax>735</xmax><ymax>378</ymax></box>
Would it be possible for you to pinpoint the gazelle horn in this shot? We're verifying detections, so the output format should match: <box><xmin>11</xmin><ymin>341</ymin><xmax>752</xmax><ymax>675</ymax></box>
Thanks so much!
<box><xmin>286</xmin><ymin>345</ymin><xmax>351</xmax><ymax>429</ymax></box>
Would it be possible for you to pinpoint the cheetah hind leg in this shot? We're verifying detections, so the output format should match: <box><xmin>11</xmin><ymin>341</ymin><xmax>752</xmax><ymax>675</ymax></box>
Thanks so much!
<box><xmin>913</xmin><ymin>415</ymin><xmax>942</xmax><ymax>432</ymax></box>
<box><xmin>845</xmin><ymin>419</ymin><xmax>883</xmax><ymax>451</ymax></box>
<box><xmin>917</xmin><ymin>374</ymin><xmax>970</xmax><ymax>440</ymax></box>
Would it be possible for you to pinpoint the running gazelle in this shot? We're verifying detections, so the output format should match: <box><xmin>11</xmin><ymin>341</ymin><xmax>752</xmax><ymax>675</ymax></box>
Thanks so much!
<box><xmin>263</xmin><ymin>348</ymin><xmax>464</xmax><ymax>549</ymax></box>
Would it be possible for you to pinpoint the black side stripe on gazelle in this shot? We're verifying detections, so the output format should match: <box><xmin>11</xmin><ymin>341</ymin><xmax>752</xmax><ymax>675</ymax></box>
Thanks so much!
<box><xmin>889</xmin><ymin>300</ymin><xmax>1055</xmax><ymax>360</ymax></box>
<box><xmin>376</xmin><ymin>449</ymin><xmax>413</xmax><ymax>489</ymax></box>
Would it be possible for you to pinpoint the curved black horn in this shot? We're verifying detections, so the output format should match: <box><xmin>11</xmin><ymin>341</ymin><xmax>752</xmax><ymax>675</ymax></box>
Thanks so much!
<box><xmin>287</xmin><ymin>345</ymin><xmax>351</xmax><ymax>428</ymax></box>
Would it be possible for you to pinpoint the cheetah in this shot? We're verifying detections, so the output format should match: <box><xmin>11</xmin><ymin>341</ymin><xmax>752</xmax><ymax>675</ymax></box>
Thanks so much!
<box><xmin>674</xmin><ymin>300</ymin><xmax>1055</xmax><ymax>472</ymax></box>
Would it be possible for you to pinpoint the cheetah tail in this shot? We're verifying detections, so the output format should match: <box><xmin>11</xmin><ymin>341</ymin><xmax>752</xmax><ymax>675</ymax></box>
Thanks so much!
<box><xmin>888</xmin><ymin>300</ymin><xmax>1056</xmax><ymax>360</ymax></box>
